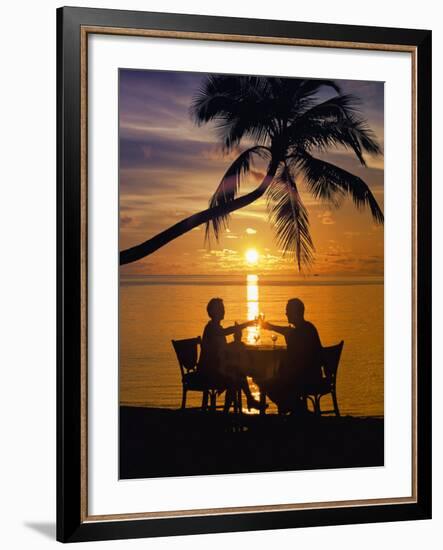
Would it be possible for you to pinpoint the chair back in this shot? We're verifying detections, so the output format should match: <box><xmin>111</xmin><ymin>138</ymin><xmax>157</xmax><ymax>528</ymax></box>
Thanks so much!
<box><xmin>321</xmin><ymin>341</ymin><xmax>344</xmax><ymax>385</ymax></box>
<box><xmin>171</xmin><ymin>337</ymin><xmax>201</xmax><ymax>378</ymax></box>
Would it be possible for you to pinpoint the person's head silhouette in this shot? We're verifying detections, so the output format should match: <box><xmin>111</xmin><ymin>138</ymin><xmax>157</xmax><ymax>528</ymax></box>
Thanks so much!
<box><xmin>206</xmin><ymin>297</ymin><xmax>225</xmax><ymax>322</ymax></box>
<box><xmin>286</xmin><ymin>298</ymin><xmax>305</xmax><ymax>326</ymax></box>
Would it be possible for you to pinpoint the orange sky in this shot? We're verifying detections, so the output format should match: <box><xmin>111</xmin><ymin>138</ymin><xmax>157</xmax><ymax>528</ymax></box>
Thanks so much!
<box><xmin>119</xmin><ymin>70</ymin><xmax>384</xmax><ymax>278</ymax></box>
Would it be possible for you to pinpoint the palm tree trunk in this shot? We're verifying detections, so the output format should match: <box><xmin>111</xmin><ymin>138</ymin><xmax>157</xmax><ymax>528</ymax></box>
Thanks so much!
<box><xmin>120</xmin><ymin>161</ymin><xmax>279</xmax><ymax>265</ymax></box>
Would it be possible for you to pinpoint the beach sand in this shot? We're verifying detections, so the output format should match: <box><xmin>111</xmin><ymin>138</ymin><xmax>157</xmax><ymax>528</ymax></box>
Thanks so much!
<box><xmin>120</xmin><ymin>406</ymin><xmax>384</xmax><ymax>479</ymax></box>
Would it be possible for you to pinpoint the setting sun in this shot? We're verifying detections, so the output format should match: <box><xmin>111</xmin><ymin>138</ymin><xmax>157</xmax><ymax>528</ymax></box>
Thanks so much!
<box><xmin>245</xmin><ymin>248</ymin><xmax>259</xmax><ymax>265</ymax></box>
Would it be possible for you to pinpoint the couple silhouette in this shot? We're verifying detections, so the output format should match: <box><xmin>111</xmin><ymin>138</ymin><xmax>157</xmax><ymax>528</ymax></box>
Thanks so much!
<box><xmin>197</xmin><ymin>297</ymin><xmax>324</xmax><ymax>414</ymax></box>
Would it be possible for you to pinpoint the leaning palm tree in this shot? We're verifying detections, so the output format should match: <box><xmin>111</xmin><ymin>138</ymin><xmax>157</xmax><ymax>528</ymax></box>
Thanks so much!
<box><xmin>120</xmin><ymin>75</ymin><xmax>383</xmax><ymax>268</ymax></box>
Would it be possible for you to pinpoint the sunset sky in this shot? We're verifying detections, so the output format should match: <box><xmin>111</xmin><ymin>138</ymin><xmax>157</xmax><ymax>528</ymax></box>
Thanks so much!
<box><xmin>119</xmin><ymin>69</ymin><xmax>384</xmax><ymax>278</ymax></box>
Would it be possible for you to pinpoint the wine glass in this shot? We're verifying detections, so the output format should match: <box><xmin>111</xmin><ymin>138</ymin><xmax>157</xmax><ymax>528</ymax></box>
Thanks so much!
<box><xmin>271</xmin><ymin>334</ymin><xmax>277</xmax><ymax>347</ymax></box>
<box><xmin>253</xmin><ymin>332</ymin><xmax>260</xmax><ymax>345</ymax></box>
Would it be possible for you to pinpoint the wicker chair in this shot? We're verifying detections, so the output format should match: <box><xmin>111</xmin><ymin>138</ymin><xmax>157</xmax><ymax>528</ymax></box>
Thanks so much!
<box><xmin>172</xmin><ymin>337</ymin><xmax>218</xmax><ymax>411</ymax></box>
<box><xmin>304</xmin><ymin>341</ymin><xmax>344</xmax><ymax>416</ymax></box>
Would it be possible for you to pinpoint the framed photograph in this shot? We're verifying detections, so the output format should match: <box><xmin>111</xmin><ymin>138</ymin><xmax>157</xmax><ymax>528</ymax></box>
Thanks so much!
<box><xmin>57</xmin><ymin>6</ymin><xmax>432</xmax><ymax>543</ymax></box>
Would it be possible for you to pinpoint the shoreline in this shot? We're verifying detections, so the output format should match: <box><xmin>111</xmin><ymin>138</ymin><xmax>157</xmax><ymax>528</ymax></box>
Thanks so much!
<box><xmin>120</xmin><ymin>402</ymin><xmax>383</xmax><ymax>418</ymax></box>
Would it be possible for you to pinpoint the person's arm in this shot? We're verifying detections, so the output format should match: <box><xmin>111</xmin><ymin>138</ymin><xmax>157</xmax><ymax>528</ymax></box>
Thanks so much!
<box><xmin>222</xmin><ymin>319</ymin><xmax>255</xmax><ymax>335</ymax></box>
<box><xmin>261</xmin><ymin>320</ymin><xmax>290</xmax><ymax>337</ymax></box>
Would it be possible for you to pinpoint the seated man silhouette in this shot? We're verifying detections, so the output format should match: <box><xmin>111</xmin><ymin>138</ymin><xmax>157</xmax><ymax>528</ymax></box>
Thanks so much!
<box><xmin>260</xmin><ymin>298</ymin><xmax>323</xmax><ymax>414</ymax></box>
<box><xmin>198</xmin><ymin>297</ymin><xmax>264</xmax><ymax>412</ymax></box>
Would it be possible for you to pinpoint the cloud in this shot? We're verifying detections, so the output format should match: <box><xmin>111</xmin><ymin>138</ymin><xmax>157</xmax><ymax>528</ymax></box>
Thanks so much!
<box><xmin>208</xmin><ymin>249</ymin><xmax>237</xmax><ymax>257</ymax></box>
<box><xmin>317</xmin><ymin>210</ymin><xmax>335</xmax><ymax>225</ymax></box>
<box><xmin>234</xmin><ymin>209</ymin><xmax>267</xmax><ymax>221</ymax></box>
<box><xmin>120</xmin><ymin>215</ymin><xmax>133</xmax><ymax>227</ymax></box>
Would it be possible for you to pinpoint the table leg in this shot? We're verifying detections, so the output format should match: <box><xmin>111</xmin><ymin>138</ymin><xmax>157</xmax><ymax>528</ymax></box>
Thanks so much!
<box><xmin>260</xmin><ymin>390</ymin><xmax>267</xmax><ymax>415</ymax></box>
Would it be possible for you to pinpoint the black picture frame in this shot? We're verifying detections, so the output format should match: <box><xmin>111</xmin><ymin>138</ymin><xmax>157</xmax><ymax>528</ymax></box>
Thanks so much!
<box><xmin>57</xmin><ymin>6</ymin><xmax>432</xmax><ymax>543</ymax></box>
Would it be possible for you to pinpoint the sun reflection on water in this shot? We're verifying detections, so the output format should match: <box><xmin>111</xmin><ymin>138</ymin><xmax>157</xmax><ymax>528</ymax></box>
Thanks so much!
<box><xmin>246</xmin><ymin>274</ymin><xmax>260</xmax><ymax>345</ymax></box>
<box><xmin>245</xmin><ymin>274</ymin><xmax>262</xmax><ymax>410</ymax></box>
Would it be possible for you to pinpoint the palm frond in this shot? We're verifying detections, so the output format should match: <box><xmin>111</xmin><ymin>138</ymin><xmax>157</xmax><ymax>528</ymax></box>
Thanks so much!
<box><xmin>214</xmin><ymin>115</ymin><xmax>271</xmax><ymax>152</ymax></box>
<box><xmin>204</xmin><ymin>146</ymin><xmax>271</xmax><ymax>243</ymax></box>
<box><xmin>296</xmin><ymin>79</ymin><xmax>342</xmax><ymax>99</ymax></box>
<box><xmin>190</xmin><ymin>75</ymin><xmax>275</xmax><ymax>152</ymax></box>
<box><xmin>189</xmin><ymin>75</ymin><xmax>243</xmax><ymax>124</ymax></box>
<box><xmin>287</xmin><ymin>95</ymin><xmax>382</xmax><ymax>165</ymax></box>
<box><xmin>266</xmin><ymin>163</ymin><xmax>314</xmax><ymax>269</ymax></box>
<box><xmin>190</xmin><ymin>93</ymin><xmax>237</xmax><ymax>126</ymax></box>
<box><xmin>297</xmin><ymin>93</ymin><xmax>360</xmax><ymax>121</ymax></box>
<box><xmin>297</xmin><ymin>153</ymin><xmax>384</xmax><ymax>223</ymax></box>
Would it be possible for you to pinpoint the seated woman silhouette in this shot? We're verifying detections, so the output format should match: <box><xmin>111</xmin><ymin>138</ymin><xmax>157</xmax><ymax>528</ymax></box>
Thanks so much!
<box><xmin>260</xmin><ymin>298</ymin><xmax>323</xmax><ymax>414</ymax></box>
<box><xmin>198</xmin><ymin>297</ymin><xmax>264</xmax><ymax>412</ymax></box>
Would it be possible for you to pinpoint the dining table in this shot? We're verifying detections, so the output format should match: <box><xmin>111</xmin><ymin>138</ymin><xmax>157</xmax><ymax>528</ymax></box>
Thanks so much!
<box><xmin>224</xmin><ymin>344</ymin><xmax>287</xmax><ymax>414</ymax></box>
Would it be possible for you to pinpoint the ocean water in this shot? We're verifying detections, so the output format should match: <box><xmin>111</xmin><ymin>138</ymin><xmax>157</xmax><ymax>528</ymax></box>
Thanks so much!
<box><xmin>119</xmin><ymin>274</ymin><xmax>384</xmax><ymax>417</ymax></box>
